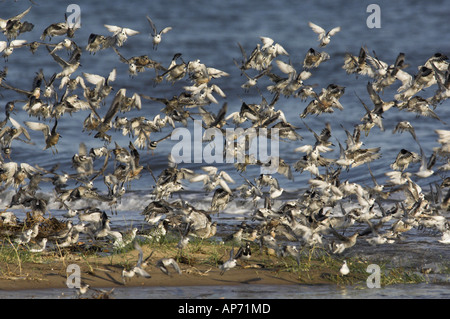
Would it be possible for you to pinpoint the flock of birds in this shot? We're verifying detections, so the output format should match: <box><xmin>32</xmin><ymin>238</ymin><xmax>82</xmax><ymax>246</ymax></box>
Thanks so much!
<box><xmin>0</xmin><ymin>5</ymin><xmax>449</xmax><ymax>285</ymax></box>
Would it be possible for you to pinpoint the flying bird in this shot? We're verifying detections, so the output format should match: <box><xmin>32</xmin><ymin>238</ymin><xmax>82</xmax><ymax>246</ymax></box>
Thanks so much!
<box><xmin>146</xmin><ymin>16</ymin><xmax>172</xmax><ymax>50</ymax></box>
<box><xmin>308</xmin><ymin>21</ymin><xmax>341</xmax><ymax>47</ymax></box>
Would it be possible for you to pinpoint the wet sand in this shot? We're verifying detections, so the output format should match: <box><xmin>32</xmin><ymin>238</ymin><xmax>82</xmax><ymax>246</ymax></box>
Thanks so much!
<box><xmin>0</xmin><ymin>242</ymin><xmax>352</xmax><ymax>292</ymax></box>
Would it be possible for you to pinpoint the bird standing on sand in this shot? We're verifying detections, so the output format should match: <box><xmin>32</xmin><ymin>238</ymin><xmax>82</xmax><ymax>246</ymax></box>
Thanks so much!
<box><xmin>340</xmin><ymin>260</ymin><xmax>350</xmax><ymax>276</ymax></box>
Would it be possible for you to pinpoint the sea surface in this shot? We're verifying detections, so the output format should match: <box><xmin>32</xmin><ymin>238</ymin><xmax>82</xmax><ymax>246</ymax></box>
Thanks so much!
<box><xmin>0</xmin><ymin>0</ymin><xmax>449</xmax><ymax>298</ymax></box>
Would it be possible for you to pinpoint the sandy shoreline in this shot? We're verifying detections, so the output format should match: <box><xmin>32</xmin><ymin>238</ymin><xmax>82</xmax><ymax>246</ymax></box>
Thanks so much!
<box><xmin>0</xmin><ymin>241</ymin><xmax>355</xmax><ymax>293</ymax></box>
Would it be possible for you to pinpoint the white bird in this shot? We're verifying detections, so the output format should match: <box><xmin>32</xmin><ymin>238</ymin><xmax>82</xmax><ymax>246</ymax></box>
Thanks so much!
<box><xmin>49</xmin><ymin>38</ymin><xmax>74</xmax><ymax>55</ymax></box>
<box><xmin>14</xmin><ymin>229</ymin><xmax>33</xmax><ymax>245</ymax></box>
<box><xmin>28</xmin><ymin>238</ymin><xmax>48</xmax><ymax>253</ymax></box>
<box><xmin>47</xmin><ymin>45</ymin><xmax>81</xmax><ymax>78</ymax></box>
<box><xmin>122</xmin><ymin>241</ymin><xmax>151</xmax><ymax>283</ymax></box>
<box><xmin>219</xmin><ymin>247</ymin><xmax>237</xmax><ymax>275</ymax></box>
<box><xmin>146</xmin><ymin>16</ymin><xmax>172</xmax><ymax>50</ymax></box>
<box><xmin>83</xmin><ymin>68</ymin><xmax>116</xmax><ymax>97</ymax></box>
<box><xmin>308</xmin><ymin>21</ymin><xmax>341</xmax><ymax>47</ymax></box>
<box><xmin>189</xmin><ymin>166</ymin><xmax>235</xmax><ymax>194</ymax></box>
<box><xmin>269</xmin><ymin>186</ymin><xmax>284</xmax><ymax>199</ymax></box>
<box><xmin>414</xmin><ymin>147</ymin><xmax>436</xmax><ymax>179</ymax></box>
<box><xmin>76</xmin><ymin>283</ymin><xmax>90</xmax><ymax>296</ymax></box>
<box><xmin>104</xmin><ymin>24</ymin><xmax>139</xmax><ymax>47</ymax></box>
<box><xmin>0</xmin><ymin>39</ymin><xmax>27</xmax><ymax>60</ymax></box>
<box><xmin>340</xmin><ymin>260</ymin><xmax>350</xmax><ymax>275</ymax></box>
<box><xmin>177</xmin><ymin>234</ymin><xmax>190</xmax><ymax>250</ymax></box>
<box><xmin>438</xmin><ymin>230</ymin><xmax>450</xmax><ymax>244</ymax></box>
<box><xmin>260</xmin><ymin>36</ymin><xmax>289</xmax><ymax>59</ymax></box>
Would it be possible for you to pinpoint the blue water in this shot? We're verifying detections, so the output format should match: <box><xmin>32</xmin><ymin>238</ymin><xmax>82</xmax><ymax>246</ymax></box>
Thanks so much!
<box><xmin>0</xmin><ymin>0</ymin><xmax>449</xmax><ymax>298</ymax></box>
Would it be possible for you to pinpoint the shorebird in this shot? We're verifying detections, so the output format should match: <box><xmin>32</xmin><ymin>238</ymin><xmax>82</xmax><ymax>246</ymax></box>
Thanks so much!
<box><xmin>104</xmin><ymin>24</ymin><xmax>139</xmax><ymax>47</ymax></box>
<box><xmin>259</xmin><ymin>36</ymin><xmax>289</xmax><ymax>66</ymax></box>
<box><xmin>76</xmin><ymin>283</ymin><xmax>90</xmax><ymax>297</ymax></box>
<box><xmin>224</xmin><ymin>227</ymin><xmax>244</xmax><ymax>245</ymax></box>
<box><xmin>146</xmin><ymin>16</ymin><xmax>172</xmax><ymax>50</ymax></box>
<box><xmin>393</xmin><ymin>121</ymin><xmax>417</xmax><ymax>142</ymax></box>
<box><xmin>0</xmin><ymin>39</ymin><xmax>27</xmax><ymax>61</ymax></box>
<box><xmin>190</xmin><ymin>166</ymin><xmax>235</xmax><ymax>194</ymax></box>
<box><xmin>156</xmin><ymin>258</ymin><xmax>182</xmax><ymax>276</ymax></box>
<box><xmin>303</xmin><ymin>48</ymin><xmax>330</xmax><ymax>69</ymax></box>
<box><xmin>281</xmin><ymin>244</ymin><xmax>301</xmax><ymax>265</ymax></box>
<box><xmin>82</xmin><ymin>68</ymin><xmax>117</xmax><ymax>102</ymax></box>
<box><xmin>239</xmin><ymin>68</ymin><xmax>270</xmax><ymax>92</ymax></box>
<box><xmin>0</xmin><ymin>6</ymin><xmax>34</xmax><ymax>40</ymax></box>
<box><xmin>13</xmin><ymin>228</ymin><xmax>33</xmax><ymax>245</ymax></box>
<box><xmin>28</xmin><ymin>238</ymin><xmax>48</xmax><ymax>253</ymax></box>
<box><xmin>340</xmin><ymin>260</ymin><xmax>350</xmax><ymax>276</ymax></box>
<box><xmin>438</xmin><ymin>230</ymin><xmax>450</xmax><ymax>244</ymax></box>
<box><xmin>177</xmin><ymin>223</ymin><xmax>191</xmax><ymax>250</ymax></box>
<box><xmin>48</xmin><ymin>38</ymin><xmax>76</xmax><ymax>55</ymax></box>
<box><xmin>343</xmin><ymin>46</ymin><xmax>374</xmax><ymax>76</ymax></box>
<box><xmin>267</xmin><ymin>60</ymin><xmax>312</xmax><ymax>97</ymax></box>
<box><xmin>308</xmin><ymin>21</ymin><xmax>341</xmax><ymax>47</ymax></box>
<box><xmin>47</xmin><ymin>45</ymin><xmax>81</xmax><ymax>78</ymax></box>
<box><xmin>85</xmin><ymin>33</ymin><xmax>112</xmax><ymax>54</ymax></box>
<box><xmin>219</xmin><ymin>247</ymin><xmax>237</xmax><ymax>275</ymax></box>
<box><xmin>300</xmin><ymin>84</ymin><xmax>345</xmax><ymax>118</ymax></box>
<box><xmin>234</xmin><ymin>242</ymin><xmax>252</xmax><ymax>262</ymax></box>
<box><xmin>329</xmin><ymin>227</ymin><xmax>359</xmax><ymax>254</ymax></box>
<box><xmin>161</xmin><ymin>53</ymin><xmax>187</xmax><ymax>83</ymax></box>
<box><xmin>391</xmin><ymin>149</ymin><xmax>420</xmax><ymax>171</ymax></box>
<box><xmin>211</xmin><ymin>188</ymin><xmax>232</xmax><ymax>213</ymax></box>
<box><xmin>122</xmin><ymin>241</ymin><xmax>151</xmax><ymax>283</ymax></box>
<box><xmin>414</xmin><ymin>147</ymin><xmax>436</xmax><ymax>179</ymax></box>
<box><xmin>41</xmin><ymin>12</ymin><xmax>79</xmax><ymax>41</ymax></box>
<box><xmin>24</xmin><ymin>120</ymin><xmax>61</xmax><ymax>154</ymax></box>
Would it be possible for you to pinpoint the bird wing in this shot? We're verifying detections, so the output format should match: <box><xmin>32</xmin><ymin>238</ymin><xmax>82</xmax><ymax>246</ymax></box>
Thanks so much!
<box><xmin>275</xmin><ymin>60</ymin><xmax>296</xmax><ymax>75</ymax></box>
<box><xmin>259</xmin><ymin>36</ymin><xmax>274</xmax><ymax>49</ymax></box>
<box><xmin>83</xmin><ymin>72</ymin><xmax>105</xmax><ymax>86</ymax></box>
<box><xmin>103</xmin><ymin>88</ymin><xmax>125</xmax><ymax>123</ymax></box>
<box><xmin>219</xmin><ymin>179</ymin><xmax>232</xmax><ymax>194</ymax></box>
<box><xmin>201</xmin><ymin>166</ymin><xmax>218</xmax><ymax>175</ymax></box>
<box><xmin>112</xmin><ymin>47</ymin><xmax>130</xmax><ymax>64</ymax></box>
<box><xmin>146</xmin><ymin>16</ymin><xmax>157</xmax><ymax>35</ymax></box>
<box><xmin>367</xmin><ymin>82</ymin><xmax>382</xmax><ymax>106</ymax></box>
<box><xmin>160</xmin><ymin>26</ymin><xmax>172</xmax><ymax>35</ymax></box>
<box><xmin>123</xmin><ymin>28</ymin><xmax>139</xmax><ymax>36</ymax></box>
<box><xmin>189</xmin><ymin>174</ymin><xmax>209</xmax><ymax>183</ymax></box>
<box><xmin>219</xmin><ymin>171</ymin><xmax>235</xmax><ymax>184</ymax></box>
<box><xmin>104</xmin><ymin>24</ymin><xmax>122</xmax><ymax>34</ymax></box>
<box><xmin>10</xmin><ymin>40</ymin><xmax>27</xmax><ymax>48</ymax></box>
<box><xmin>24</xmin><ymin>121</ymin><xmax>50</xmax><ymax>137</ymax></box>
<box><xmin>308</xmin><ymin>22</ymin><xmax>325</xmax><ymax>36</ymax></box>
<box><xmin>107</xmin><ymin>68</ymin><xmax>117</xmax><ymax>83</ymax></box>
<box><xmin>47</xmin><ymin>46</ymin><xmax>70</xmax><ymax>67</ymax></box>
<box><xmin>134</xmin><ymin>266</ymin><xmax>151</xmax><ymax>278</ymax></box>
<box><xmin>168</xmin><ymin>258</ymin><xmax>182</xmax><ymax>274</ymax></box>
<box><xmin>328</xmin><ymin>26</ymin><xmax>341</xmax><ymax>36</ymax></box>
<box><xmin>157</xmin><ymin>260</ymin><xmax>169</xmax><ymax>275</ymax></box>
<box><xmin>133</xmin><ymin>241</ymin><xmax>144</xmax><ymax>267</ymax></box>
<box><xmin>5</xmin><ymin>6</ymin><xmax>32</xmax><ymax>25</ymax></box>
